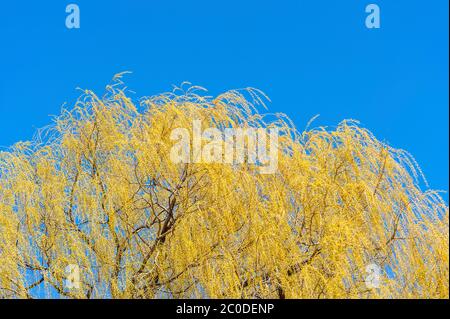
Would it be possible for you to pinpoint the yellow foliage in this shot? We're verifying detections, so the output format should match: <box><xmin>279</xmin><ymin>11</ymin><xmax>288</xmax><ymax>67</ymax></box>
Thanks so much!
<box><xmin>0</xmin><ymin>79</ymin><xmax>448</xmax><ymax>298</ymax></box>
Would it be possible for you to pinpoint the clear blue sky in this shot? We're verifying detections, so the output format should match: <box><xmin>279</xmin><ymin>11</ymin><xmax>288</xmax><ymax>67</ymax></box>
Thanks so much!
<box><xmin>0</xmin><ymin>1</ymin><xmax>448</xmax><ymax>199</ymax></box>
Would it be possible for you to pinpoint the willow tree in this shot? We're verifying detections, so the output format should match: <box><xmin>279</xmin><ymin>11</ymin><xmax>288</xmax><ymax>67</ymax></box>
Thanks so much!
<box><xmin>0</xmin><ymin>76</ymin><xmax>448</xmax><ymax>299</ymax></box>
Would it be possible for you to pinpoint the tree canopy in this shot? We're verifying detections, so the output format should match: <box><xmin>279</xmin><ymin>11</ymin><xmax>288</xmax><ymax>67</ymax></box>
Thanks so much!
<box><xmin>0</xmin><ymin>78</ymin><xmax>448</xmax><ymax>298</ymax></box>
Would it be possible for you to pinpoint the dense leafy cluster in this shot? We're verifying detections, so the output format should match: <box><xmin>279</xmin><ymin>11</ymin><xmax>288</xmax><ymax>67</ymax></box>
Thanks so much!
<box><xmin>0</xmin><ymin>77</ymin><xmax>448</xmax><ymax>298</ymax></box>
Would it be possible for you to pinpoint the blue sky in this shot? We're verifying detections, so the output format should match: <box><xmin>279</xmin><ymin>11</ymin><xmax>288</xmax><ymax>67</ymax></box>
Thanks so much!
<box><xmin>0</xmin><ymin>1</ymin><xmax>448</xmax><ymax>199</ymax></box>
